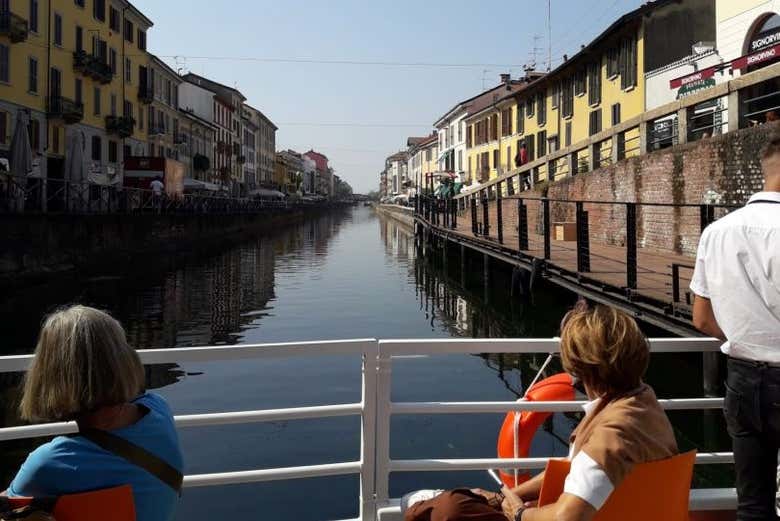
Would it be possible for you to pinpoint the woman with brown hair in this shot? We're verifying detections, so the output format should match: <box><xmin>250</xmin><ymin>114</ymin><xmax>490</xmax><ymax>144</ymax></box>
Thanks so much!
<box><xmin>4</xmin><ymin>305</ymin><xmax>183</xmax><ymax>521</ymax></box>
<box><xmin>404</xmin><ymin>303</ymin><xmax>678</xmax><ymax>521</ymax></box>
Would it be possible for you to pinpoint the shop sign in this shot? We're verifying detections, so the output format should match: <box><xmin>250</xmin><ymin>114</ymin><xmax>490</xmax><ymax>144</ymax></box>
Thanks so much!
<box><xmin>669</xmin><ymin>67</ymin><xmax>717</xmax><ymax>89</ymax></box>
<box><xmin>750</xmin><ymin>28</ymin><xmax>780</xmax><ymax>52</ymax></box>
<box><xmin>676</xmin><ymin>78</ymin><xmax>716</xmax><ymax>99</ymax></box>
<box><xmin>732</xmin><ymin>43</ymin><xmax>780</xmax><ymax>70</ymax></box>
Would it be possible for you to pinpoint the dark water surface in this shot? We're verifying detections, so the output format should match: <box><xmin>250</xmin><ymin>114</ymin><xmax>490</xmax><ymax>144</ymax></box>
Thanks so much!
<box><xmin>0</xmin><ymin>207</ymin><xmax>730</xmax><ymax>520</ymax></box>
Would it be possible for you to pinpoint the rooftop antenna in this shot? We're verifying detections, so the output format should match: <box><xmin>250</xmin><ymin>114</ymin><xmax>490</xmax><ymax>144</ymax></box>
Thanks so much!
<box><xmin>529</xmin><ymin>35</ymin><xmax>543</xmax><ymax>71</ymax></box>
<box><xmin>547</xmin><ymin>0</ymin><xmax>552</xmax><ymax>71</ymax></box>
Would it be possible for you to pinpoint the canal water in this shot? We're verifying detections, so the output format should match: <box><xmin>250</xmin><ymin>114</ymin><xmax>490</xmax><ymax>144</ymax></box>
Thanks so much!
<box><xmin>0</xmin><ymin>206</ymin><xmax>730</xmax><ymax>520</ymax></box>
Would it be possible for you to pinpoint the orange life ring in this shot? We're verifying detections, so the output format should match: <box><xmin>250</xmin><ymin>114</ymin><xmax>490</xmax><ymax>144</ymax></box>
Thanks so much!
<box><xmin>497</xmin><ymin>372</ymin><xmax>575</xmax><ymax>488</ymax></box>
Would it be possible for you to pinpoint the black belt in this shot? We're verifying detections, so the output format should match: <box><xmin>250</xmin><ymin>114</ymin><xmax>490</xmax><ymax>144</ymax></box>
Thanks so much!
<box><xmin>729</xmin><ymin>356</ymin><xmax>780</xmax><ymax>369</ymax></box>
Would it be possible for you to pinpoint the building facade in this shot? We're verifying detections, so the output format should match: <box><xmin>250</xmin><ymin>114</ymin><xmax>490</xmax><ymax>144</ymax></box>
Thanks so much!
<box><xmin>148</xmin><ymin>54</ymin><xmax>181</xmax><ymax>161</ymax></box>
<box><xmin>303</xmin><ymin>149</ymin><xmax>329</xmax><ymax>197</ymax></box>
<box><xmin>178</xmin><ymin>109</ymin><xmax>216</xmax><ymax>183</ymax></box>
<box><xmin>277</xmin><ymin>149</ymin><xmax>302</xmax><ymax>194</ymax></box>
<box><xmin>182</xmin><ymin>73</ymin><xmax>246</xmax><ymax>195</ymax></box>
<box><xmin>384</xmin><ymin>151</ymin><xmax>408</xmax><ymax>196</ymax></box>
<box><xmin>0</xmin><ymin>0</ymin><xmax>152</xmax><ymax>190</ymax></box>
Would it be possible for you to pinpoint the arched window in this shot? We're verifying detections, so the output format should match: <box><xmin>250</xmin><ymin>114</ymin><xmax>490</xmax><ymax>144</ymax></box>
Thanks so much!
<box><xmin>757</xmin><ymin>13</ymin><xmax>780</xmax><ymax>34</ymax></box>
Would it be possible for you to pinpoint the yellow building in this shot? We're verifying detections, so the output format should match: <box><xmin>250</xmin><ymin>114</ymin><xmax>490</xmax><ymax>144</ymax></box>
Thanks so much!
<box><xmin>465</xmin><ymin>0</ymin><xmax>715</xmax><ymax>188</ymax></box>
<box><xmin>0</xmin><ymin>0</ymin><xmax>152</xmax><ymax>185</ymax></box>
<box><xmin>148</xmin><ymin>54</ymin><xmax>182</xmax><ymax>160</ymax></box>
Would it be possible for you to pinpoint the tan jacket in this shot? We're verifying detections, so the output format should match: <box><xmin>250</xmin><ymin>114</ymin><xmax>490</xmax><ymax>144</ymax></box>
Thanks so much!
<box><xmin>570</xmin><ymin>384</ymin><xmax>678</xmax><ymax>487</ymax></box>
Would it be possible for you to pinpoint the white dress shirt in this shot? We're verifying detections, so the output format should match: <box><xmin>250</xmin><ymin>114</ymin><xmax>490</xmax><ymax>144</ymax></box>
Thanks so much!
<box><xmin>564</xmin><ymin>398</ymin><xmax>615</xmax><ymax>510</ymax></box>
<box><xmin>690</xmin><ymin>191</ymin><xmax>780</xmax><ymax>363</ymax></box>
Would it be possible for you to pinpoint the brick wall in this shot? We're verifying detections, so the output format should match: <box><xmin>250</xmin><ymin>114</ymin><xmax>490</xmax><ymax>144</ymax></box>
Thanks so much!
<box><xmin>468</xmin><ymin>123</ymin><xmax>777</xmax><ymax>256</ymax></box>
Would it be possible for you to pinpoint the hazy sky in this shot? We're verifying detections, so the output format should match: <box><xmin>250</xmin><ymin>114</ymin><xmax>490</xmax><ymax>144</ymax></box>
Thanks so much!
<box><xmin>132</xmin><ymin>0</ymin><xmax>644</xmax><ymax>193</ymax></box>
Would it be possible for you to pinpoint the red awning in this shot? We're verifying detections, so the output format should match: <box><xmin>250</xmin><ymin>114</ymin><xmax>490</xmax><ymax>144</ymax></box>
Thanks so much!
<box><xmin>732</xmin><ymin>43</ymin><xmax>780</xmax><ymax>70</ymax></box>
<box><xmin>669</xmin><ymin>66</ymin><xmax>718</xmax><ymax>89</ymax></box>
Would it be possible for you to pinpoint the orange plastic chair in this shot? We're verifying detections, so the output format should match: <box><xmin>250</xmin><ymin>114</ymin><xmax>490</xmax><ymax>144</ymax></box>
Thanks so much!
<box><xmin>538</xmin><ymin>451</ymin><xmax>697</xmax><ymax>521</ymax></box>
<box><xmin>5</xmin><ymin>485</ymin><xmax>136</xmax><ymax>521</ymax></box>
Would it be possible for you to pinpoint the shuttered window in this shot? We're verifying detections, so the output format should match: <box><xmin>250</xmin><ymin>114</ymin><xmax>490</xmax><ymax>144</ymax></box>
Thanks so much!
<box><xmin>562</xmin><ymin>78</ymin><xmax>574</xmax><ymax>119</ymax></box>
<box><xmin>537</xmin><ymin>130</ymin><xmax>547</xmax><ymax>157</ymax></box>
<box><xmin>588</xmin><ymin>61</ymin><xmax>601</xmax><ymax>106</ymax></box>
<box><xmin>493</xmin><ymin>149</ymin><xmax>499</xmax><ymax>170</ymax></box>
<box><xmin>516</xmin><ymin>104</ymin><xmax>524</xmax><ymax>135</ymax></box>
<box><xmin>611</xmin><ymin>103</ymin><xmax>621</xmax><ymax>126</ymax></box>
<box><xmin>501</xmin><ymin>108</ymin><xmax>512</xmax><ymax>136</ymax></box>
<box><xmin>589</xmin><ymin>109</ymin><xmax>603</xmax><ymax>136</ymax></box>
<box><xmin>574</xmin><ymin>69</ymin><xmax>587</xmax><ymax>96</ymax></box>
<box><xmin>537</xmin><ymin>91</ymin><xmax>546</xmax><ymax>126</ymax></box>
<box><xmin>526</xmin><ymin>97</ymin><xmax>535</xmax><ymax>118</ymax></box>
<box><xmin>0</xmin><ymin>44</ymin><xmax>8</xmax><ymax>83</ymax></box>
<box><xmin>527</xmin><ymin>134</ymin><xmax>535</xmax><ymax>162</ymax></box>
<box><xmin>551</xmin><ymin>82</ymin><xmax>560</xmax><ymax>109</ymax></box>
<box><xmin>619</xmin><ymin>36</ymin><xmax>637</xmax><ymax>90</ymax></box>
<box><xmin>607</xmin><ymin>47</ymin><xmax>619</xmax><ymax>78</ymax></box>
<box><xmin>565</xmin><ymin>122</ymin><xmax>572</xmax><ymax>147</ymax></box>
<box><xmin>93</xmin><ymin>0</ymin><xmax>105</xmax><ymax>22</ymax></box>
<box><xmin>466</xmin><ymin>125</ymin><xmax>472</xmax><ymax>147</ymax></box>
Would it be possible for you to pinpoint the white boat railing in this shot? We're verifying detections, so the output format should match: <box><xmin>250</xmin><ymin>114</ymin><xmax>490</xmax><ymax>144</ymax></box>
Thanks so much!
<box><xmin>0</xmin><ymin>338</ymin><xmax>733</xmax><ymax>521</ymax></box>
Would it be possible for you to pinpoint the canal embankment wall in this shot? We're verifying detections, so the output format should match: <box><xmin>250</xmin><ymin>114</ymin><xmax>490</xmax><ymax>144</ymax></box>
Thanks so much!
<box><xmin>489</xmin><ymin>122</ymin><xmax>778</xmax><ymax>257</ymax></box>
<box><xmin>376</xmin><ymin>204</ymin><xmax>414</xmax><ymax>228</ymax></box>
<box><xmin>0</xmin><ymin>205</ymin><xmax>343</xmax><ymax>288</ymax></box>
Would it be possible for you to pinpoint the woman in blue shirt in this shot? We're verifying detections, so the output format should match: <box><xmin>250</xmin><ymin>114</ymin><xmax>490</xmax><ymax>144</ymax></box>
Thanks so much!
<box><xmin>6</xmin><ymin>305</ymin><xmax>183</xmax><ymax>521</ymax></box>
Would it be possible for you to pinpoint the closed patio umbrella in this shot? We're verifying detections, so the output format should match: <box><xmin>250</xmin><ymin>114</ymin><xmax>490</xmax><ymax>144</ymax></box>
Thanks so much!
<box><xmin>8</xmin><ymin>111</ymin><xmax>32</xmax><ymax>210</ymax></box>
<box><xmin>9</xmin><ymin>111</ymin><xmax>32</xmax><ymax>177</ymax></box>
<box><xmin>63</xmin><ymin>130</ymin><xmax>87</xmax><ymax>211</ymax></box>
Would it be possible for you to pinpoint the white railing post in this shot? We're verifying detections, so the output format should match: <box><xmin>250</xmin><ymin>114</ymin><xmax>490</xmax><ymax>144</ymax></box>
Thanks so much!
<box><xmin>374</xmin><ymin>348</ymin><xmax>393</xmax><ymax>507</ymax></box>
<box><xmin>360</xmin><ymin>341</ymin><xmax>378</xmax><ymax>521</ymax></box>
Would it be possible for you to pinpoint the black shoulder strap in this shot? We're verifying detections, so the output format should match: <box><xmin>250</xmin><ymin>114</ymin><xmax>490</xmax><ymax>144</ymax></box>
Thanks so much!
<box><xmin>78</xmin><ymin>428</ymin><xmax>182</xmax><ymax>494</ymax></box>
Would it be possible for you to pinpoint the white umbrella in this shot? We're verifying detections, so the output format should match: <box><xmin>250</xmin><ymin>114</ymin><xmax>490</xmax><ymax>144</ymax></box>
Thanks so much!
<box><xmin>9</xmin><ymin>111</ymin><xmax>32</xmax><ymax>177</ymax></box>
<box><xmin>64</xmin><ymin>130</ymin><xmax>87</xmax><ymax>210</ymax></box>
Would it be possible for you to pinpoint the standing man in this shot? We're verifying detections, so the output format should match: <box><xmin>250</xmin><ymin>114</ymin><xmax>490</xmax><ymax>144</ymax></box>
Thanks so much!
<box><xmin>515</xmin><ymin>142</ymin><xmax>528</xmax><ymax>168</ymax></box>
<box><xmin>690</xmin><ymin>134</ymin><xmax>780</xmax><ymax>520</ymax></box>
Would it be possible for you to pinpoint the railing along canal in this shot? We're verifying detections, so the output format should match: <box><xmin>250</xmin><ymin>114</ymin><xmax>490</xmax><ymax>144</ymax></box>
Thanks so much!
<box><xmin>0</xmin><ymin>174</ymin><xmax>308</xmax><ymax>215</ymax></box>
<box><xmin>0</xmin><ymin>338</ymin><xmax>733</xmax><ymax>520</ymax></box>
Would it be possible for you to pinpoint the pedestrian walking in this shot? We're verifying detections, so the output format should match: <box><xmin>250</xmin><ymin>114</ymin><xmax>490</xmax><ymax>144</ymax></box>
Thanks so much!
<box><xmin>690</xmin><ymin>134</ymin><xmax>780</xmax><ymax>521</ymax></box>
<box><xmin>150</xmin><ymin>176</ymin><xmax>164</xmax><ymax>212</ymax></box>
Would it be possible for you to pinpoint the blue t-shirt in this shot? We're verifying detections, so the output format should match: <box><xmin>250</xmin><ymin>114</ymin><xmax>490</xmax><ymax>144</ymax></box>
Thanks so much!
<box><xmin>8</xmin><ymin>393</ymin><xmax>183</xmax><ymax>521</ymax></box>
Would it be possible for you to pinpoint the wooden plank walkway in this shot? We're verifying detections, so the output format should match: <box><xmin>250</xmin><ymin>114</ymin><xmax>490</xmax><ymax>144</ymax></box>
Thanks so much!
<box><xmin>420</xmin><ymin>211</ymin><xmax>700</xmax><ymax>334</ymax></box>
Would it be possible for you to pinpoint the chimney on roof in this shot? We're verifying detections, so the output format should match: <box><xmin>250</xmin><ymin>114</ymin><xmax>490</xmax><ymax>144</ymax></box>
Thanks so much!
<box><xmin>500</xmin><ymin>73</ymin><xmax>511</xmax><ymax>85</ymax></box>
<box><xmin>563</xmin><ymin>54</ymin><xmax>568</xmax><ymax>62</ymax></box>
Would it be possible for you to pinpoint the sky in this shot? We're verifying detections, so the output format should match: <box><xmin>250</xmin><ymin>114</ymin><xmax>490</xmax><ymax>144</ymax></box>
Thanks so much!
<box><xmin>132</xmin><ymin>0</ymin><xmax>646</xmax><ymax>193</ymax></box>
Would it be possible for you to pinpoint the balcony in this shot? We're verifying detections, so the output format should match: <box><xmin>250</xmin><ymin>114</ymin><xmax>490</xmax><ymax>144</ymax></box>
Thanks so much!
<box><xmin>138</xmin><ymin>84</ymin><xmax>154</xmax><ymax>104</ymax></box>
<box><xmin>72</xmin><ymin>51</ymin><xmax>112</xmax><ymax>84</ymax></box>
<box><xmin>0</xmin><ymin>11</ymin><xmax>29</xmax><ymax>43</ymax></box>
<box><xmin>105</xmin><ymin>115</ymin><xmax>135</xmax><ymax>138</ymax></box>
<box><xmin>48</xmin><ymin>96</ymin><xmax>84</xmax><ymax>124</ymax></box>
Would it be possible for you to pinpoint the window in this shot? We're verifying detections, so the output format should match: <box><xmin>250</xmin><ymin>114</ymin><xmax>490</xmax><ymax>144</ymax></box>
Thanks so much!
<box><xmin>50</xmin><ymin>67</ymin><xmax>62</xmax><ymax>98</ymax></box>
<box><xmin>493</xmin><ymin>149</ymin><xmax>499</xmax><ymax>170</ymax></box>
<box><xmin>501</xmin><ymin>108</ymin><xmax>512</xmax><ymax>136</ymax></box>
<box><xmin>91</xmin><ymin>136</ymin><xmax>102</xmax><ymax>161</ymax></box>
<box><xmin>537</xmin><ymin>91</ymin><xmax>546</xmax><ymax>126</ymax></box>
<box><xmin>28</xmin><ymin>57</ymin><xmax>37</xmax><ymax>93</ymax></box>
<box><xmin>93</xmin><ymin>87</ymin><xmax>101</xmax><ymax>115</ymax></box>
<box><xmin>124</xmin><ymin>20</ymin><xmax>134</xmax><ymax>42</ymax></box>
<box><xmin>588</xmin><ymin>61</ymin><xmax>601</xmax><ymax>106</ymax></box>
<box><xmin>74</xmin><ymin>0</ymin><xmax>85</xmax><ymax>7</ymax></box>
<box><xmin>526</xmin><ymin>134</ymin><xmax>535</xmax><ymax>162</ymax></box>
<box><xmin>562</xmin><ymin>78</ymin><xmax>574</xmax><ymax>119</ymax></box>
<box><xmin>551</xmin><ymin>83</ymin><xmax>560</xmax><ymax>109</ymax></box>
<box><xmin>466</xmin><ymin>125</ymin><xmax>472</xmax><ymax>147</ymax></box>
<box><xmin>109</xmin><ymin>48</ymin><xmax>117</xmax><ymax>75</ymax></box>
<box><xmin>54</xmin><ymin>13</ymin><xmax>62</xmax><ymax>45</ymax></box>
<box><xmin>575</xmin><ymin>69</ymin><xmax>587</xmax><ymax>96</ymax></box>
<box><xmin>516</xmin><ymin>104</ymin><xmax>524</xmax><ymax>135</ymax></box>
<box><xmin>589</xmin><ymin>109</ymin><xmax>602</xmax><ymax>136</ymax></box>
<box><xmin>0</xmin><ymin>44</ymin><xmax>8</xmax><ymax>83</ymax></box>
<box><xmin>74</xmin><ymin>78</ymin><xmax>82</xmax><ymax>103</ymax></box>
<box><xmin>138</xmin><ymin>30</ymin><xmax>147</xmax><ymax>51</ymax></box>
<box><xmin>165</xmin><ymin>80</ymin><xmax>171</xmax><ymax>105</ymax></box>
<box><xmin>138</xmin><ymin>104</ymin><xmax>144</xmax><ymax>130</ymax></box>
<box><xmin>148</xmin><ymin>105</ymin><xmax>154</xmax><ymax>129</ymax></box>
<box><xmin>110</xmin><ymin>93</ymin><xmax>116</xmax><ymax>116</ymax></box>
<box><xmin>29</xmin><ymin>0</ymin><xmax>38</xmax><ymax>33</ymax></box>
<box><xmin>458</xmin><ymin>122</ymin><xmax>463</xmax><ymax>142</ymax></box>
<box><xmin>607</xmin><ymin>47</ymin><xmax>619</xmax><ymax>78</ymax></box>
<box><xmin>93</xmin><ymin>0</ymin><xmax>105</xmax><ymax>22</ymax></box>
<box><xmin>125</xmin><ymin>58</ymin><xmax>131</xmax><ymax>83</ymax></box>
<box><xmin>537</xmin><ymin>130</ymin><xmax>547</xmax><ymax>157</ymax></box>
<box><xmin>28</xmin><ymin>118</ymin><xmax>39</xmax><ymax>151</ymax></box>
<box><xmin>506</xmin><ymin>146</ymin><xmax>511</xmax><ymax>171</ymax></box>
<box><xmin>611</xmin><ymin>103</ymin><xmax>621</xmax><ymax>126</ymax></box>
<box><xmin>109</xmin><ymin>6</ymin><xmax>119</xmax><ymax>32</ymax></box>
<box><xmin>619</xmin><ymin>36</ymin><xmax>638</xmax><ymax>90</ymax></box>
<box><xmin>565</xmin><ymin>121</ymin><xmax>572</xmax><ymax>147</ymax></box>
<box><xmin>526</xmin><ymin>97</ymin><xmax>535</xmax><ymax>118</ymax></box>
<box><xmin>75</xmin><ymin>26</ymin><xmax>83</xmax><ymax>53</ymax></box>
<box><xmin>108</xmin><ymin>140</ymin><xmax>117</xmax><ymax>163</ymax></box>
<box><xmin>457</xmin><ymin>150</ymin><xmax>462</xmax><ymax>171</ymax></box>
<box><xmin>0</xmin><ymin>111</ymin><xmax>7</xmax><ymax>144</ymax></box>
